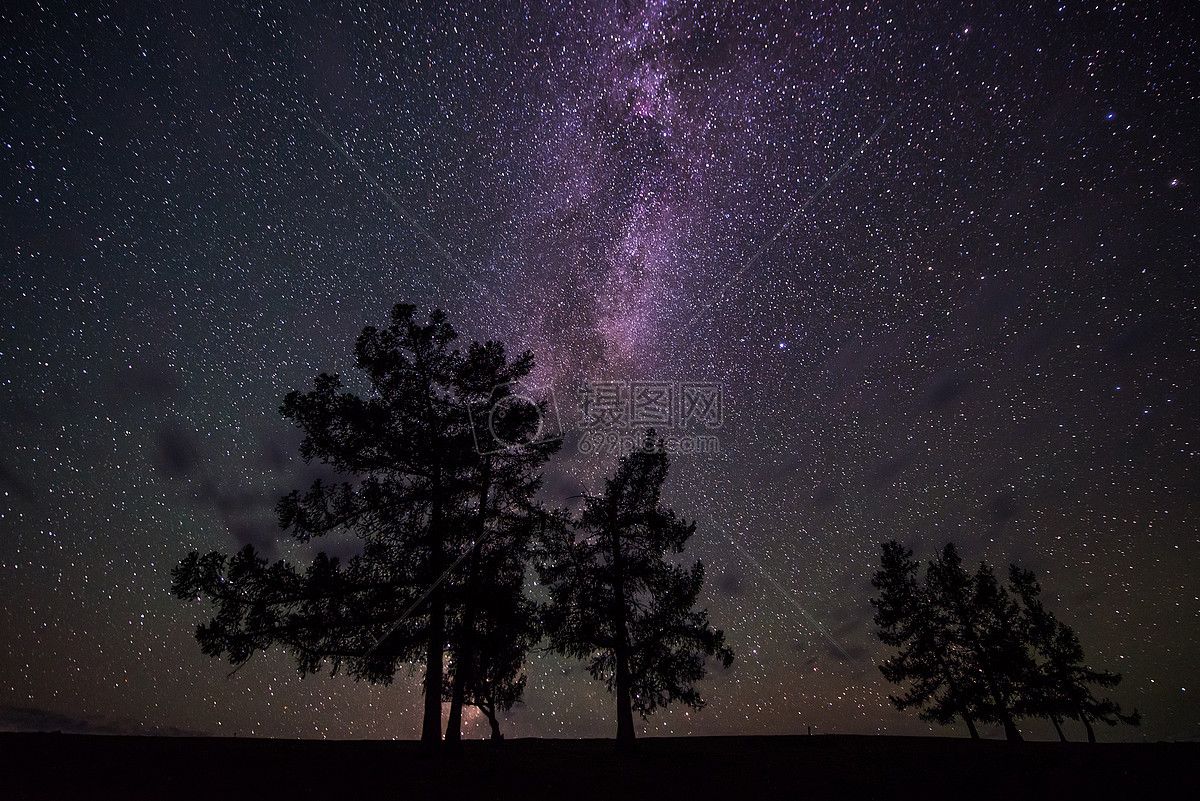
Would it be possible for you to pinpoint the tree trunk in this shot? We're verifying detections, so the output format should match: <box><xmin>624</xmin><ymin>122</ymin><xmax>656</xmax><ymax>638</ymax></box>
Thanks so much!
<box><xmin>946</xmin><ymin>590</ymin><xmax>1022</xmax><ymax>743</ymax></box>
<box><xmin>444</xmin><ymin>699</ymin><xmax>463</xmax><ymax>745</ymax></box>
<box><xmin>973</xmin><ymin>653</ymin><xmax>1021</xmax><ymax>742</ymax></box>
<box><xmin>1001</xmin><ymin>715</ymin><xmax>1023</xmax><ymax>742</ymax></box>
<box><xmin>422</xmin><ymin>585</ymin><xmax>444</xmax><ymax>749</ymax></box>
<box><xmin>445</xmin><ymin>542</ymin><xmax>482</xmax><ymax>746</ymax></box>
<box><xmin>975</xmin><ymin>662</ymin><xmax>1021</xmax><ymax>742</ymax></box>
<box><xmin>931</xmin><ymin>649</ymin><xmax>976</xmax><ymax>740</ymax></box>
<box><xmin>444</xmin><ymin>652</ymin><xmax>469</xmax><ymax>745</ymax></box>
<box><xmin>1051</xmin><ymin>716</ymin><xmax>1067</xmax><ymax>742</ymax></box>
<box><xmin>421</xmin><ymin>482</ymin><xmax>447</xmax><ymax>750</ymax></box>
<box><xmin>484</xmin><ymin>705</ymin><xmax>504</xmax><ymax>740</ymax></box>
<box><xmin>1083</xmin><ymin>716</ymin><xmax>1096</xmax><ymax>743</ymax></box>
<box><xmin>614</xmin><ymin>644</ymin><xmax>635</xmax><ymax>750</ymax></box>
<box><xmin>446</xmin><ymin>469</ymin><xmax>491</xmax><ymax>746</ymax></box>
<box><xmin>610</xmin><ymin>516</ymin><xmax>635</xmax><ymax>751</ymax></box>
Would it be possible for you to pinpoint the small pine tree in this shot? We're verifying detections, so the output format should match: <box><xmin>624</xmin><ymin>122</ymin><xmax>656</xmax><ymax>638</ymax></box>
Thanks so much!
<box><xmin>539</xmin><ymin>432</ymin><xmax>733</xmax><ymax>750</ymax></box>
<box><xmin>1009</xmin><ymin>566</ymin><xmax>1141</xmax><ymax>742</ymax></box>
<box><xmin>926</xmin><ymin>545</ymin><xmax>1029</xmax><ymax>741</ymax></box>
<box><xmin>442</xmin><ymin>339</ymin><xmax>559</xmax><ymax>745</ymax></box>
<box><xmin>444</xmin><ymin>552</ymin><xmax>542</xmax><ymax>740</ymax></box>
<box><xmin>871</xmin><ymin>541</ymin><xmax>981</xmax><ymax>738</ymax></box>
<box><xmin>873</xmin><ymin>541</ymin><xmax>1032</xmax><ymax>741</ymax></box>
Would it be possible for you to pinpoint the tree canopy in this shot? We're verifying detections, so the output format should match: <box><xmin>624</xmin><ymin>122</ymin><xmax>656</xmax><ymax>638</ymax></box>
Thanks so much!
<box><xmin>538</xmin><ymin>431</ymin><xmax>734</xmax><ymax>749</ymax></box>
<box><xmin>173</xmin><ymin>304</ymin><xmax>558</xmax><ymax>748</ymax></box>
<box><xmin>871</xmin><ymin>540</ymin><xmax>1140</xmax><ymax>742</ymax></box>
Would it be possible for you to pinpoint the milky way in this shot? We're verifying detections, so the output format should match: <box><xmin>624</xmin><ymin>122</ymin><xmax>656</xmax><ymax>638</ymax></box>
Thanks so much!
<box><xmin>1</xmin><ymin>1</ymin><xmax>1197</xmax><ymax>741</ymax></box>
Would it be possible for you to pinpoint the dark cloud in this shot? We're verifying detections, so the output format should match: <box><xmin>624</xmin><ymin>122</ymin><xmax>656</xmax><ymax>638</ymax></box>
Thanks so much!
<box><xmin>715</xmin><ymin>570</ymin><xmax>744</xmax><ymax>598</ymax></box>
<box><xmin>0</xmin><ymin>390</ymin><xmax>38</xmax><ymax>427</ymax></box>
<box><xmin>537</xmin><ymin>467</ymin><xmax>589</xmax><ymax>508</ymax></box>
<box><xmin>924</xmin><ymin>370</ymin><xmax>967</xmax><ymax>411</ymax></box>
<box><xmin>0</xmin><ymin>705</ymin><xmax>207</xmax><ymax>737</ymax></box>
<box><xmin>822</xmin><ymin>341</ymin><xmax>869</xmax><ymax>397</ymax></box>
<box><xmin>228</xmin><ymin>518</ymin><xmax>282</xmax><ymax>558</ymax></box>
<box><xmin>0</xmin><ymin>459</ymin><xmax>33</xmax><ymax>500</ymax></box>
<box><xmin>204</xmin><ymin>484</ymin><xmax>290</xmax><ymax>558</ymax></box>
<box><xmin>809</xmin><ymin>483</ymin><xmax>838</xmax><ymax>511</ymax></box>
<box><xmin>1105</xmin><ymin>318</ymin><xmax>1156</xmax><ymax>359</ymax></box>
<box><xmin>292</xmin><ymin>462</ymin><xmax>346</xmax><ymax>494</ymax></box>
<box><xmin>975</xmin><ymin>280</ymin><xmax>1021</xmax><ymax>325</ymax></box>
<box><xmin>110</xmin><ymin>364</ymin><xmax>184</xmax><ymax>404</ymax></box>
<box><xmin>260</xmin><ymin>427</ymin><xmax>300</xmax><ymax>472</ymax></box>
<box><xmin>1010</xmin><ymin>316</ymin><xmax>1070</xmax><ymax>365</ymax></box>
<box><xmin>985</xmin><ymin>490</ymin><xmax>1019</xmax><ymax>524</ymax></box>
<box><xmin>153</xmin><ymin>426</ymin><xmax>202</xmax><ymax>478</ymax></box>
<box><xmin>750</xmin><ymin>451</ymin><xmax>806</xmax><ymax>485</ymax></box>
<box><xmin>870</xmin><ymin>448</ymin><xmax>916</xmax><ymax>487</ymax></box>
<box><xmin>208</xmin><ymin>486</ymin><xmax>273</xmax><ymax>517</ymax></box>
<box><xmin>830</xmin><ymin>613</ymin><xmax>868</xmax><ymax>640</ymax></box>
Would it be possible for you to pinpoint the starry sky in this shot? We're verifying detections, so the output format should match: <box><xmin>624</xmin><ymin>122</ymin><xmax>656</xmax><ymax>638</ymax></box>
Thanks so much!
<box><xmin>1</xmin><ymin>1</ymin><xmax>1197</xmax><ymax>742</ymax></box>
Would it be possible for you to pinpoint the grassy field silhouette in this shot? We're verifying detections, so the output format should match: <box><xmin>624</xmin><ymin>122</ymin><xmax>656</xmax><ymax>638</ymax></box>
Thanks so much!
<box><xmin>2</xmin><ymin>732</ymin><xmax>1193</xmax><ymax>800</ymax></box>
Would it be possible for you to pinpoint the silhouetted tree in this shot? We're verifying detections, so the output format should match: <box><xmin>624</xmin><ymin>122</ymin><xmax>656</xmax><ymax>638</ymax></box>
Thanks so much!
<box><xmin>873</xmin><ymin>541</ymin><xmax>1032</xmax><ymax>741</ymax></box>
<box><xmin>443</xmin><ymin>535</ymin><xmax>544</xmax><ymax>740</ymax></box>
<box><xmin>538</xmin><ymin>432</ymin><xmax>733</xmax><ymax>750</ymax></box>
<box><xmin>172</xmin><ymin>304</ymin><xmax>556</xmax><ymax>749</ymax></box>
<box><xmin>1009</xmin><ymin>566</ymin><xmax>1141</xmax><ymax>742</ymax></box>
<box><xmin>926</xmin><ymin>544</ymin><xmax>1029</xmax><ymax>741</ymax></box>
<box><xmin>442</xmin><ymin>340</ymin><xmax>559</xmax><ymax>745</ymax></box>
<box><xmin>871</xmin><ymin>541</ymin><xmax>981</xmax><ymax>738</ymax></box>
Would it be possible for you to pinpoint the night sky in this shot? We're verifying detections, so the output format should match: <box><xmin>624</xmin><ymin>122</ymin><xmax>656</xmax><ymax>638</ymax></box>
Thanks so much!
<box><xmin>2</xmin><ymin>1</ymin><xmax>1197</xmax><ymax>742</ymax></box>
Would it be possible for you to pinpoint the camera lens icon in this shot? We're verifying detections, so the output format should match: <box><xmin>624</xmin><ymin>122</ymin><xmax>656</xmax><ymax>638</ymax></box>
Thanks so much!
<box><xmin>469</xmin><ymin>383</ymin><xmax>563</xmax><ymax>455</ymax></box>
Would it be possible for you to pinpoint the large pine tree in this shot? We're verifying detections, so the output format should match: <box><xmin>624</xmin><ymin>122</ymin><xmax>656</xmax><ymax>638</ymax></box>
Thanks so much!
<box><xmin>538</xmin><ymin>432</ymin><xmax>733</xmax><ymax>750</ymax></box>
<box><xmin>172</xmin><ymin>304</ymin><xmax>555</xmax><ymax>748</ymax></box>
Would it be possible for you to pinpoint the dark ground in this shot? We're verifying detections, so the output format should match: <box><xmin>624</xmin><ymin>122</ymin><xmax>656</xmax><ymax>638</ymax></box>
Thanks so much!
<box><xmin>1</xmin><ymin>732</ymin><xmax>1192</xmax><ymax>800</ymax></box>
